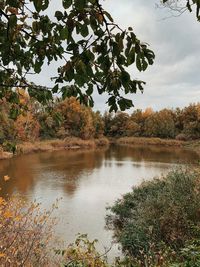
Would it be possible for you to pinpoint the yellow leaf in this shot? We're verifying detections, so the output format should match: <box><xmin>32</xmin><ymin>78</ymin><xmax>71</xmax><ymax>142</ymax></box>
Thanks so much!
<box><xmin>3</xmin><ymin>175</ymin><xmax>10</xmax><ymax>181</ymax></box>
<box><xmin>0</xmin><ymin>253</ymin><xmax>5</xmax><ymax>258</ymax></box>
<box><xmin>4</xmin><ymin>210</ymin><xmax>13</xmax><ymax>219</ymax></box>
<box><xmin>15</xmin><ymin>216</ymin><xmax>21</xmax><ymax>221</ymax></box>
<box><xmin>0</xmin><ymin>197</ymin><xmax>5</xmax><ymax>205</ymax></box>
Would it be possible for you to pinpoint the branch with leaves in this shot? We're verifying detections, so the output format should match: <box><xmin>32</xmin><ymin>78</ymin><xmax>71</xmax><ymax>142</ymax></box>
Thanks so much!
<box><xmin>0</xmin><ymin>0</ymin><xmax>155</xmax><ymax>111</ymax></box>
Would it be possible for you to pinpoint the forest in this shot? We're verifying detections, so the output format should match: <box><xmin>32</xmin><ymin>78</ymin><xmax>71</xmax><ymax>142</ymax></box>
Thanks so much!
<box><xmin>1</xmin><ymin>89</ymin><xmax>200</xmax><ymax>151</ymax></box>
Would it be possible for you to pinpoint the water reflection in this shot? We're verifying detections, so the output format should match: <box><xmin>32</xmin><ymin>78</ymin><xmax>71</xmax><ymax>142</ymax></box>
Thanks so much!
<box><xmin>0</xmin><ymin>148</ymin><xmax>107</xmax><ymax>197</ymax></box>
<box><xmin>0</xmin><ymin>144</ymin><xmax>199</xmax><ymax>259</ymax></box>
<box><xmin>106</xmin><ymin>144</ymin><xmax>199</xmax><ymax>164</ymax></box>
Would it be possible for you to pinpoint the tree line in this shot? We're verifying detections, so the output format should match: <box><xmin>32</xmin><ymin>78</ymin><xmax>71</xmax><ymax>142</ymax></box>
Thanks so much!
<box><xmin>0</xmin><ymin>89</ymin><xmax>104</xmax><ymax>145</ymax></box>
<box><xmin>0</xmin><ymin>90</ymin><xmax>200</xmax><ymax>146</ymax></box>
<box><xmin>105</xmin><ymin>105</ymin><xmax>200</xmax><ymax>140</ymax></box>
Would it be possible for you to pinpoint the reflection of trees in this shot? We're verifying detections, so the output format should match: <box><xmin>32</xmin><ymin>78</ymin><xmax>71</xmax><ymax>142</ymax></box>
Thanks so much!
<box><xmin>0</xmin><ymin>156</ymin><xmax>36</xmax><ymax>198</ymax></box>
<box><xmin>48</xmin><ymin>149</ymin><xmax>107</xmax><ymax>196</ymax></box>
<box><xmin>105</xmin><ymin>144</ymin><xmax>199</xmax><ymax>165</ymax></box>
<box><xmin>0</xmin><ymin>148</ymin><xmax>108</xmax><ymax>198</ymax></box>
<box><xmin>0</xmin><ymin>145</ymin><xmax>198</xmax><ymax>199</ymax></box>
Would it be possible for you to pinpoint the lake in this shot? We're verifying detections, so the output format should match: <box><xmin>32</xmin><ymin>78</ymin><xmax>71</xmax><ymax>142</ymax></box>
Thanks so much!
<box><xmin>0</xmin><ymin>144</ymin><xmax>199</xmax><ymax>259</ymax></box>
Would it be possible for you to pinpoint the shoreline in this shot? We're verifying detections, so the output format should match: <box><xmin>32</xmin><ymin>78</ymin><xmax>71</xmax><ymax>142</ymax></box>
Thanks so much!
<box><xmin>115</xmin><ymin>137</ymin><xmax>200</xmax><ymax>154</ymax></box>
<box><xmin>0</xmin><ymin>137</ymin><xmax>109</xmax><ymax>160</ymax></box>
<box><xmin>1</xmin><ymin>136</ymin><xmax>200</xmax><ymax>160</ymax></box>
<box><xmin>115</xmin><ymin>137</ymin><xmax>184</xmax><ymax>146</ymax></box>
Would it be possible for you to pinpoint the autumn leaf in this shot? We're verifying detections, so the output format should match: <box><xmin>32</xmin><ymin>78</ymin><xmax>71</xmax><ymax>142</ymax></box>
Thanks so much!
<box><xmin>0</xmin><ymin>253</ymin><xmax>5</xmax><ymax>258</ymax></box>
<box><xmin>0</xmin><ymin>197</ymin><xmax>5</xmax><ymax>205</ymax></box>
<box><xmin>4</xmin><ymin>210</ymin><xmax>13</xmax><ymax>218</ymax></box>
<box><xmin>3</xmin><ymin>175</ymin><xmax>10</xmax><ymax>181</ymax></box>
<box><xmin>6</xmin><ymin>7</ymin><xmax>18</xmax><ymax>14</ymax></box>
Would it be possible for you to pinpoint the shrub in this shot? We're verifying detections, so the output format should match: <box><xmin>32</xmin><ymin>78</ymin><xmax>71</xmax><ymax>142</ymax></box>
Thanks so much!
<box><xmin>0</xmin><ymin>176</ymin><xmax>59</xmax><ymax>266</ymax></box>
<box><xmin>144</xmin><ymin>109</ymin><xmax>175</xmax><ymax>138</ymax></box>
<box><xmin>58</xmin><ymin>234</ymin><xmax>108</xmax><ymax>267</ymax></box>
<box><xmin>175</xmin><ymin>133</ymin><xmax>189</xmax><ymax>141</ymax></box>
<box><xmin>106</xmin><ymin>168</ymin><xmax>200</xmax><ymax>265</ymax></box>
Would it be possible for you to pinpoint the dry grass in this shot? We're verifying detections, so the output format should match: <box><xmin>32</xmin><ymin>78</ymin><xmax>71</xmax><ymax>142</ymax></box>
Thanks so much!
<box><xmin>116</xmin><ymin>137</ymin><xmax>184</xmax><ymax>147</ymax></box>
<box><xmin>184</xmin><ymin>140</ymin><xmax>200</xmax><ymax>154</ymax></box>
<box><xmin>94</xmin><ymin>137</ymin><xmax>110</xmax><ymax>147</ymax></box>
<box><xmin>16</xmin><ymin>137</ymin><xmax>109</xmax><ymax>155</ymax></box>
<box><xmin>0</xmin><ymin>146</ymin><xmax>13</xmax><ymax>160</ymax></box>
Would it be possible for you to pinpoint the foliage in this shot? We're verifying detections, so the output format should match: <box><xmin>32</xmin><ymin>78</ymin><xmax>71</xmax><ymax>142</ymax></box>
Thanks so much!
<box><xmin>0</xmin><ymin>176</ymin><xmax>59</xmax><ymax>266</ymax></box>
<box><xmin>0</xmin><ymin>0</ymin><xmax>155</xmax><ymax>111</ymax></box>
<box><xmin>144</xmin><ymin>109</ymin><xmax>175</xmax><ymax>138</ymax></box>
<box><xmin>0</xmin><ymin>98</ymin><xmax>16</xmax><ymax>144</ymax></box>
<box><xmin>92</xmin><ymin>111</ymin><xmax>105</xmax><ymax>138</ymax></box>
<box><xmin>56</xmin><ymin>234</ymin><xmax>109</xmax><ymax>267</ymax></box>
<box><xmin>53</xmin><ymin>97</ymin><xmax>97</xmax><ymax>139</ymax></box>
<box><xmin>106</xmin><ymin>168</ymin><xmax>200</xmax><ymax>265</ymax></box>
<box><xmin>181</xmin><ymin>104</ymin><xmax>200</xmax><ymax>139</ymax></box>
<box><xmin>0</xmin><ymin>91</ymin><xmax>105</xmax><ymax>144</ymax></box>
<box><xmin>103</xmin><ymin>103</ymin><xmax>200</xmax><ymax>140</ymax></box>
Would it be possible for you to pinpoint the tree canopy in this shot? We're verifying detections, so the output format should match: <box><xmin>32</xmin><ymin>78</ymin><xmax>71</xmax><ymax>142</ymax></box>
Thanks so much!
<box><xmin>0</xmin><ymin>0</ymin><xmax>199</xmax><ymax>111</ymax></box>
<box><xmin>0</xmin><ymin>0</ymin><xmax>156</xmax><ymax>111</ymax></box>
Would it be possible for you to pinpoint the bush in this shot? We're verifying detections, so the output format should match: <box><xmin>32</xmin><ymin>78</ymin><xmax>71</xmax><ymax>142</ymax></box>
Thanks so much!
<box><xmin>0</xmin><ymin>176</ymin><xmax>59</xmax><ymax>266</ymax></box>
<box><xmin>59</xmin><ymin>234</ymin><xmax>108</xmax><ymax>267</ymax></box>
<box><xmin>175</xmin><ymin>133</ymin><xmax>189</xmax><ymax>141</ymax></box>
<box><xmin>106</xmin><ymin>168</ymin><xmax>200</xmax><ymax>265</ymax></box>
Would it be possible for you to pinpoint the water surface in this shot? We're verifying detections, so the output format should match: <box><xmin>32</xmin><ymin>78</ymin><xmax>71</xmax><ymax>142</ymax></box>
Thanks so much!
<box><xmin>0</xmin><ymin>144</ymin><xmax>199</xmax><ymax>258</ymax></box>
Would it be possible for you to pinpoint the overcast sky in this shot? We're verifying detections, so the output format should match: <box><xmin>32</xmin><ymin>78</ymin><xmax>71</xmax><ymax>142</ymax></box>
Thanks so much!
<box><xmin>31</xmin><ymin>0</ymin><xmax>200</xmax><ymax>112</ymax></box>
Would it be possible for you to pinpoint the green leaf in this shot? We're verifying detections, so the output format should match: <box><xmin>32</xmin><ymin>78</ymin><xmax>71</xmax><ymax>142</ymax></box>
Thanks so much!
<box><xmin>52</xmin><ymin>84</ymin><xmax>59</xmax><ymax>93</ymax></box>
<box><xmin>86</xmin><ymin>84</ymin><xmax>93</xmax><ymax>95</ymax></box>
<box><xmin>121</xmin><ymin>71</ymin><xmax>130</xmax><ymax>86</ymax></box>
<box><xmin>6</xmin><ymin>0</ymin><xmax>19</xmax><ymax>8</ymax></box>
<box><xmin>80</xmin><ymin>24</ymin><xmax>89</xmax><ymax>37</ymax></box>
<box><xmin>186</xmin><ymin>0</ymin><xmax>192</xmax><ymax>12</ymax></box>
<box><xmin>136</xmin><ymin>54</ymin><xmax>142</xmax><ymax>71</ymax></box>
<box><xmin>34</xmin><ymin>60</ymin><xmax>43</xmax><ymax>73</ymax></box>
<box><xmin>142</xmin><ymin>58</ymin><xmax>148</xmax><ymax>71</ymax></box>
<box><xmin>103</xmin><ymin>11</ymin><xmax>114</xmax><ymax>22</ymax></box>
<box><xmin>33</xmin><ymin>0</ymin><xmax>42</xmax><ymax>12</ymax></box>
<box><xmin>60</xmin><ymin>27</ymin><xmax>68</xmax><ymax>40</ymax></box>
<box><xmin>127</xmin><ymin>48</ymin><xmax>135</xmax><ymax>65</ymax></box>
<box><xmin>9</xmin><ymin>108</ymin><xmax>19</xmax><ymax>120</ymax></box>
<box><xmin>62</xmin><ymin>0</ymin><xmax>72</xmax><ymax>9</ymax></box>
<box><xmin>74</xmin><ymin>0</ymin><xmax>85</xmax><ymax>10</ymax></box>
<box><xmin>118</xmin><ymin>98</ymin><xmax>126</xmax><ymax>111</ymax></box>
<box><xmin>55</xmin><ymin>11</ymin><xmax>63</xmax><ymax>21</ymax></box>
<box><xmin>32</xmin><ymin>21</ymin><xmax>39</xmax><ymax>33</ymax></box>
<box><xmin>9</xmin><ymin>15</ymin><xmax>17</xmax><ymax>28</ymax></box>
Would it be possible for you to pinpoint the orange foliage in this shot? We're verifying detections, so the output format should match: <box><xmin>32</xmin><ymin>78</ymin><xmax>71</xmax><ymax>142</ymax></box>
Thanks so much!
<box><xmin>14</xmin><ymin>113</ymin><xmax>40</xmax><ymax>141</ymax></box>
<box><xmin>0</xmin><ymin>176</ymin><xmax>59</xmax><ymax>266</ymax></box>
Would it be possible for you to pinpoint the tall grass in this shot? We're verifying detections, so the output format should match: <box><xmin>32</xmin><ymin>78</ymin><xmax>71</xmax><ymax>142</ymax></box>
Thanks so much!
<box><xmin>117</xmin><ymin>137</ymin><xmax>184</xmax><ymax>146</ymax></box>
<box><xmin>16</xmin><ymin>137</ymin><xmax>109</xmax><ymax>155</ymax></box>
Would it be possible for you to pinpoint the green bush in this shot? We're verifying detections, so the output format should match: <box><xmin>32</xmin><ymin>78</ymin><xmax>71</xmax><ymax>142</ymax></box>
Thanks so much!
<box><xmin>106</xmin><ymin>168</ymin><xmax>200</xmax><ymax>265</ymax></box>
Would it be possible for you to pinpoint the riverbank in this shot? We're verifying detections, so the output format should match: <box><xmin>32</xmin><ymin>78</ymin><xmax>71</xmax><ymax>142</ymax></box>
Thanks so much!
<box><xmin>116</xmin><ymin>137</ymin><xmax>184</xmax><ymax>146</ymax></box>
<box><xmin>115</xmin><ymin>136</ymin><xmax>200</xmax><ymax>154</ymax></box>
<box><xmin>0</xmin><ymin>137</ymin><xmax>109</xmax><ymax>160</ymax></box>
<box><xmin>1</xmin><ymin>136</ymin><xmax>200</xmax><ymax>160</ymax></box>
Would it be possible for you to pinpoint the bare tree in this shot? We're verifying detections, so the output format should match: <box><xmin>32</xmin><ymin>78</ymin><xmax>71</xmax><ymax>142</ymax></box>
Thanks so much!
<box><xmin>157</xmin><ymin>0</ymin><xmax>199</xmax><ymax>20</ymax></box>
